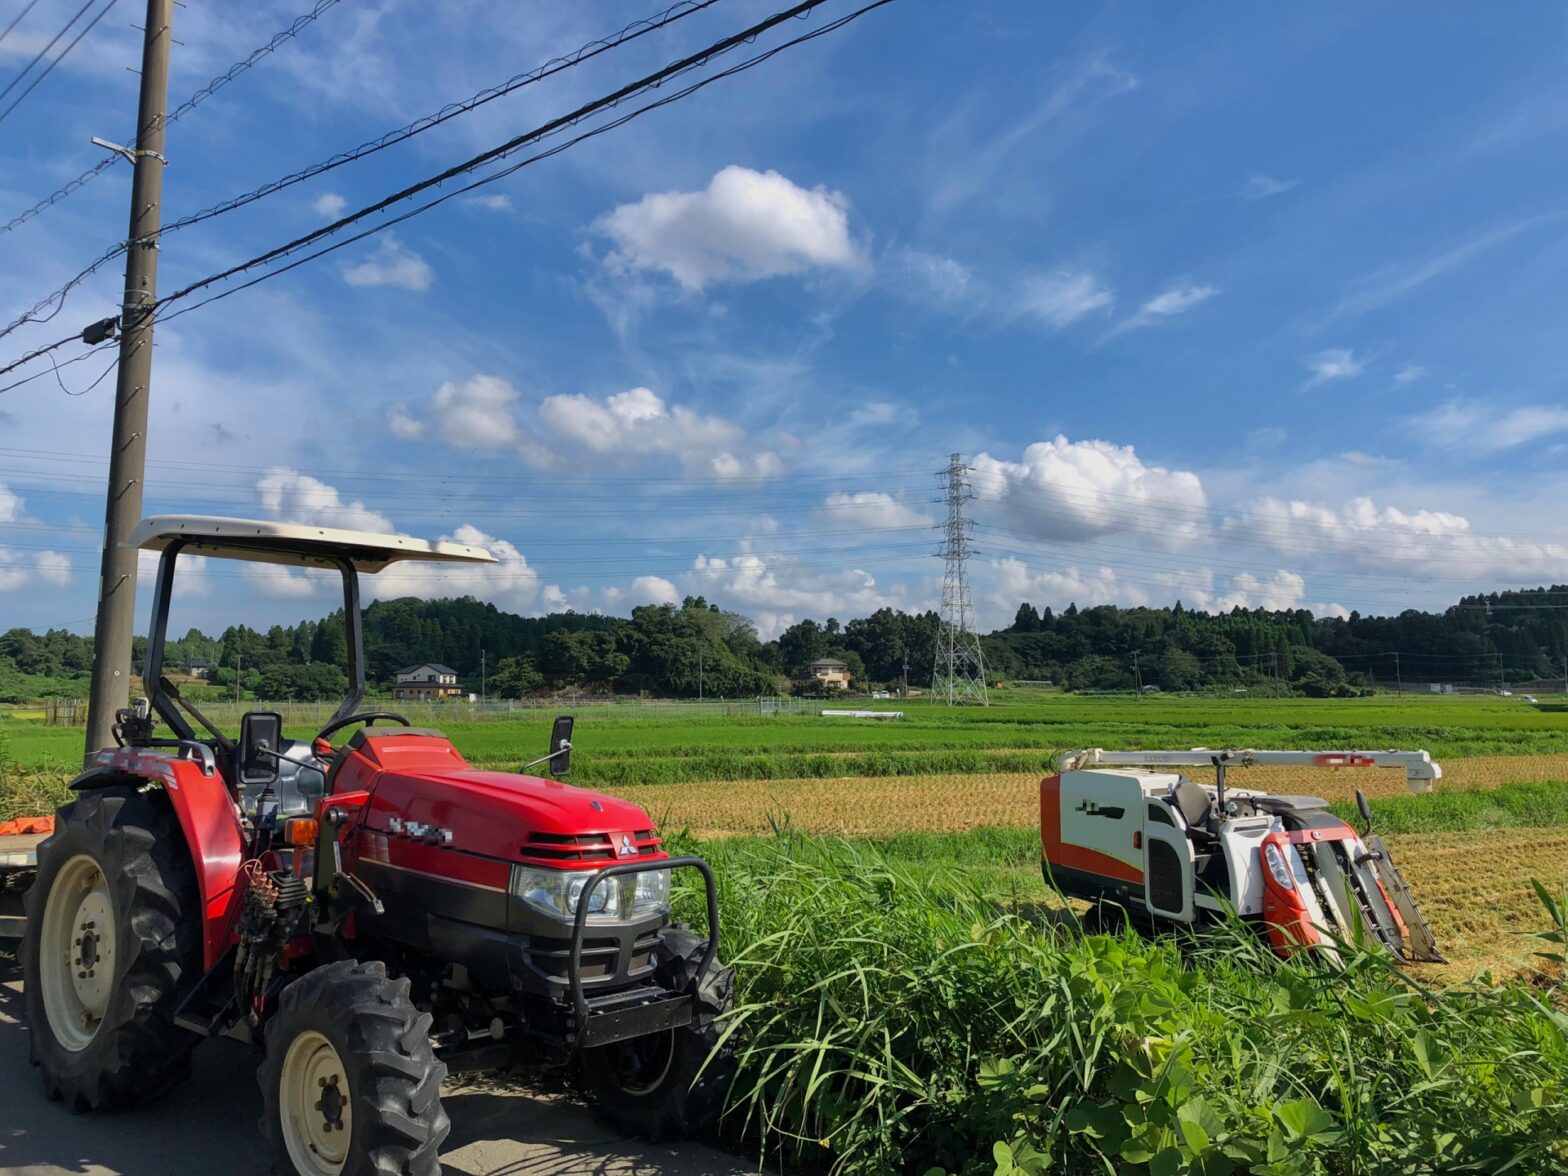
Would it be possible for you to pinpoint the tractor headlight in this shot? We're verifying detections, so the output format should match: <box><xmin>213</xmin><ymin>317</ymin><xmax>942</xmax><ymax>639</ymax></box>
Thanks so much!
<box><xmin>510</xmin><ymin>867</ymin><xmax>671</xmax><ymax>921</ymax></box>
<box><xmin>513</xmin><ymin>868</ymin><xmax>620</xmax><ymax>919</ymax></box>
<box><xmin>1263</xmin><ymin>843</ymin><xmax>1296</xmax><ymax>891</ymax></box>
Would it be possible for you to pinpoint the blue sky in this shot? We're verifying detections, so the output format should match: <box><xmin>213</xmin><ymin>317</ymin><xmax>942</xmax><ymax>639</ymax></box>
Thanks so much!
<box><xmin>2</xmin><ymin>0</ymin><xmax>1568</xmax><ymax>639</ymax></box>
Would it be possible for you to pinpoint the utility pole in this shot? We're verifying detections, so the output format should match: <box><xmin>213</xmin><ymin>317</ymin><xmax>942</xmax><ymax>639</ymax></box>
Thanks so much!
<box><xmin>1131</xmin><ymin>650</ymin><xmax>1142</xmax><ymax>698</ymax></box>
<box><xmin>480</xmin><ymin>648</ymin><xmax>486</xmax><ymax>705</ymax></box>
<box><xmin>1394</xmin><ymin>652</ymin><xmax>1402</xmax><ymax>696</ymax></box>
<box><xmin>84</xmin><ymin>0</ymin><xmax>175</xmax><ymax>758</ymax></box>
<box><xmin>698</xmin><ymin>649</ymin><xmax>704</xmax><ymax>701</ymax></box>
<box><xmin>234</xmin><ymin>654</ymin><xmax>243</xmax><ymax>705</ymax></box>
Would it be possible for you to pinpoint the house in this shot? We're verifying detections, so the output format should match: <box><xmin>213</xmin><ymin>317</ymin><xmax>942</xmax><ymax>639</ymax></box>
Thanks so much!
<box><xmin>808</xmin><ymin>657</ymin><xmax>851</xmax><ymax>690</ymax></box>
<box><xmin>391</xmin><ymin>662</ymin><xmax>463</xmax><ymax>702</ymax></box>
<box><xmin>185</xmin><ymin>659</ymin><xmax>214</xmax><ymax>680</ymax></box>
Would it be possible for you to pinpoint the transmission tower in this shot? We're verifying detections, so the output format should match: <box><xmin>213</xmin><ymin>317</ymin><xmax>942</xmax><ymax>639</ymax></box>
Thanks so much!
<box><xmin>932</xmin><ymin>453</ymin><xmax>989</xmax><ymax>706</ymax></box>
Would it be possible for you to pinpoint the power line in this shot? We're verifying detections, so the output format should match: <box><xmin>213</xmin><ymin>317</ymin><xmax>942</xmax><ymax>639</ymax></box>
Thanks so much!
<box><xmin>0</xmin><ymin>0</ymin><xmax>722</xmax><ymax>340</ymax></box>
<box><xmin>0</xmin><ymin>0</ymin><xmax>117</xmax><ymax>129</ymax></box>
<box><xmin>152</xmin><ymin>0</ymin><xmax>877</xmax><ymax>321</ymax></box>
<box><xmin>0</xmin><ymin>0</ymin><xmax>344</xmax><ymax>236</ymax></box>
<box><xmin>0</xmin><ymin>0</ymin><xmax>43</xmax><ymax>51</ymax></box>
<box><xmin>0</xmin><ymin>0</ymin><xmax>93</xmax><ymax>107</ymax></box>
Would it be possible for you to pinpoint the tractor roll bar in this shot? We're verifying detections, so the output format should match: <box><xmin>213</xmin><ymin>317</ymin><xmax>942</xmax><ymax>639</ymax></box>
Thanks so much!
<box><xmin>567</xmin><ymin>856</ymin><xmax>719</xmax><ymax>1038</ymax></box>
<box><xmin>1058</xmin><ymin>748</ymin><xmax>1442</xmax><ymax>793</ymax></box>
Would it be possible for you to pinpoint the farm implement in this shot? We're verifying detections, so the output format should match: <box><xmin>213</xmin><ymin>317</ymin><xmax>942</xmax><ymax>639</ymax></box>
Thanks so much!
<box><xmin>1042</xmin><ymin>748</ymin><xmax>1445</xmax><ymax>962</ymax></box>
<box><xmin>1</xmin><ymin>515</ymin><xmax>732</xmax><ymax>1176</ymax></box>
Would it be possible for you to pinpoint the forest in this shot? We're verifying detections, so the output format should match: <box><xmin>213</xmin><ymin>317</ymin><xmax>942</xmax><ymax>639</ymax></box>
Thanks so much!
<box><xmin>2</xmin><ymin>585</ymin><xmax>1566</xmax><ymax>702</ymax></box>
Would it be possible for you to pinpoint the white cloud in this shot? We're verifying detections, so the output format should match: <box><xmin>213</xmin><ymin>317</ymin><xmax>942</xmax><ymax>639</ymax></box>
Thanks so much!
<box><xmin>1139</xmin><ymin>284</ymin><xmax>1219</xmax><ymax>317</ymax></box>
<box><xmin>1393</xmin><ymin>363</ymin><xmax>1428</xmax><ymax>384</ymax></box>
<box><xmin>594</xmin><ymin>166</ymin><xmax>860</xmax><ymax>290</ymax></box>
<box><xmin>136</xmin><ymin>548</ymin><xmax>209</xmax><ymax>598</ymax></box>
<box><xmin>313</xmin><ymin>192</ymin><xmax>348</xmax><ymax>218</ymax></box>
<box><xmin>1226</xmin><ymin>494</ymin><xmax>1568</xmax><ymax>581</ymax></box>
<box><xmin>0</xmin><ymin>548</ymin><xmax>71</xmax><ymax>592</ymax></box>
<box><xmin>257</xmin><ymin>467</ymin><xmax>396</xmax><ymax>533</ymax></box>
<box><xmin>1241</xmin><ymin>174</ymin><xmax>1299</xmax><ymax>200</ymax></box>
<box><xmin>972</xmin><ymin>436</ymin><xmax>1209</xmax><ymax>548</ymax></box>
<box><xmin>387</xmin><ymin>402</ymin><xmax>424</xmax><ymax>439</ymax></box>
<box><xmin>847</xmin><ymin>401</ymin><xmax>903</xmax><ymax>428</ymax></box>
<box><xmin>887</xmin><ymin>248</ymin><xmax>974</xmax><ymax>305</ymax></box>
<box><xmin>1015</xmin><ymin>269</ymin><xmax>1115</xmax><ymax>328</ymax></box>
<box><xmin>817</xmin><ymin>491</ymin><xmax>932</xmax><ymax>531</ymax></box>
<box><xmin>988</xmin><ymin>558</ymin><xmax>1144</xmax><ymax>617</ymax></box>
<box><xmin>375</xmin><ymin>524</ymin><xmax>541</xmax><ymax>609</ymax></box>
<box><xmin>1313</xmin><ymin>601</ymin><xmax>1351</xmax><ymax>620</ymax></box>
<box><xmin>342</xmin><ymin>235</ymin><xmax>433</xmax><ymax>291</ymax></box>
<box><xmin>0</xmin><ymin>483</ymin><xmax>24</xmax><ymax>523</ymax></box>
<box><xmin>240</xmin><ymin>562</ymin><xmax>322</xmax><ymax>600</ymax></box>
<box><xmin>1217</xmin><ymin>570</ymin><xmax>1307</xmax><ymax>612</ymax></box>
<box><xmin>468</xmin><ymin>193</ymin><xmax>513</xmax><ymax>213</ymax></box>
<box><xmin>627</xmin><ymin>575</ymin><xmax>679</xmax><ymax>606</ymax></box>
<box><xmin>687</xmin><ymin>552</ymin><xmax>914</xmax><ymax>639</ymax></box>
<box><xmin>427</xmin><ymin>375</ymin><xmax>523</xmax><ymax>449</ymax></box>
<box><xmin>537</xmin><ymin>385</ymin><xmax>775</xmax><ymax>478</ymax></box>
<box><xmin>1303</xmin><ymin>348</ymin><xmax>1363</xmax><ymax>385</ymax></box>
<box><xmin>1414</xmin><ymin>400</ymin><xmax>1568</xmax><ymax>452</ymax></box>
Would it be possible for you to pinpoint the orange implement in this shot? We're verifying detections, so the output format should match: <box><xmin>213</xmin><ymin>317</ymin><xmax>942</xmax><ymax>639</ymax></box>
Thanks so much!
<box><xmin>0</xmin><ymin>815</ymin><xmax>54</xmax><ymax>836</ymax></box>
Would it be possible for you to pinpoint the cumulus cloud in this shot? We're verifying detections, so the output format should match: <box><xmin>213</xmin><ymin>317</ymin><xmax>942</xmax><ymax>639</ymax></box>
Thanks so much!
<box><xmin>594</xmin><ymin>166</ymin><xmax>860</xmax><ymax>290</ymax></box>
<box><xmin>537</xmin><ymin>385</ymin><xmax>777</xmax><ymax>478</ymax></box>
<box><xmin>342</xmin><ymin>235</ymin><xmax>433</xmax><ymax>290</ymax></box>
<box><xmin>1414</xmin><ymin>399</ymin><xmax>1568</xmax><ymax>452</ymax></box>
<box><xmin>136</xmin><ymin>548</ymin><xmax>209</xmax><ymax>598</ymax></box>
<box><xmin>1226</xmin><ymin>494</ymin><xmax>1568</xmax><ymax>581</ymax></box>
<box><xmin>971</xmin><ymin>436</ymin><xmax>1209</xmax><ymax>548</ymax></box>
<box><xmin>817</xmin><ymin>491</ymin><xmax>932</xmax><ymax>531</ymax></box>
<box><xmin>313</xmin><ymin>192</ymin><xmax>348</xmax><ymax>218</ymax></box>
<box><xmin>257</xmin><ymin>467</ymin><xmax>396</xmax><ymax>533</ymax></box>
<box><xmin>601</xmin><ymin>576</ymin><xmax>680</xmax><ymax>609</ymax></box>
<box><xmin>687</xmin><ymin>552</ymin><xmax>914</xmax><ymax>639</ymax></box>
<box><xmin>426</xmin><ymin>375</ymin><xmax>522</xmax><ymax>449</ymax></box>
<box><xmin>988</xmin><ymin>558</ymin><xmax>1144</xmax><ymax>617</ymax></box>
<box><xmin>1015</xmin><ymin>269</ymin><xmax>1115</xmax><ymax>328</ymax></box>
<box><xmin>0</xmin><ymin>483</ymin><xmax>23</xmax><ymax>523</ymax></box>
<box><xmin>1241</xmin><ymin>174</ymin><xmax>1299</xmax><ymax>200</ymax></box>
<box><xmin>387</xmin><ymin>402</ymin><xmax>424</xmax><ymax>439</ymax></box>
<box><xmin>1303</xmin><ymin>348</ymin><xmax>1363</xmax><ymax>385</ymax></box>
<box><xmin>375</xmin><ymin>524</ymin><xmax>541</xmax><ymax>608</ymax></box>
<box><xmin>0</xmin><ymin>484</ymin><xmax>70</xmax><ymax>592</ymax></box>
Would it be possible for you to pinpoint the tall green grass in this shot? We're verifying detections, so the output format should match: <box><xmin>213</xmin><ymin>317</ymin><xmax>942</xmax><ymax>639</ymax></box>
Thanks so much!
<box><xmin>683</xmin><ymin>835</ymin><xmax>1568</xmax><ymax>1175</ymax></box>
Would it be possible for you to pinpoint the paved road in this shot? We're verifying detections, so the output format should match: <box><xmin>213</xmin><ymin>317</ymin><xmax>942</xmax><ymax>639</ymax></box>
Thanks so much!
<box><xmin>0</xmin><ymin>957</ymin><xmax>753</xmax><ymax>1176</ymax></box>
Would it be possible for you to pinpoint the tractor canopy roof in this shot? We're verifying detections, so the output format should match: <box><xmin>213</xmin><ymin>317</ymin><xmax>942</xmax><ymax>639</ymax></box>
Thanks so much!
<box><xmin>126</xmin><ymin>515</ymin><xmax>497</xmax><ymax>574</ymax></box>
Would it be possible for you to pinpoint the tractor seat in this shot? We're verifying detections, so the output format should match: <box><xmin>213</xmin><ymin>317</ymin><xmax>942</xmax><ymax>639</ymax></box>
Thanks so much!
<box><xmin>1170</xmin><ymin>778</ymin><xmax>1215</xmax><ymax>838</ymax></box>
<box><xmin>1246</xmin><ymin>794</ymin><xmax>1329</xmax><ymax>815</ymax></box>
<box><xmin>241</xmin><ymin>740</ymin><xmax>327</xmax><ymax>818</ymax></box>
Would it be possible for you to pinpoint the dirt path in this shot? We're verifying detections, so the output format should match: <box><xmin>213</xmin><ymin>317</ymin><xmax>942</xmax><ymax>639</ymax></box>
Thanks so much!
<box><xmin>0</xmin><ymin>959</ymin><xmax>754</xmax><ymax>1176</ymax></box>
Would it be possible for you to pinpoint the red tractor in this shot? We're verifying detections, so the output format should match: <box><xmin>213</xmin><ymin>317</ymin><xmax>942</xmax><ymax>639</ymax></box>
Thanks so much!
<box><xmin>15</xmin><ymin>516</ymin><xmax>733</xmax><ymax>1175</ymax></box>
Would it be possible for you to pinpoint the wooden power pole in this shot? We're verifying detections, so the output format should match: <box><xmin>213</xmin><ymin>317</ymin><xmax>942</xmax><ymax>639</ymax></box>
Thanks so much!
<box><xmin>85</xmin><ymin>0</ymin><xmax>174</xmax><ymax>757</ymax></box>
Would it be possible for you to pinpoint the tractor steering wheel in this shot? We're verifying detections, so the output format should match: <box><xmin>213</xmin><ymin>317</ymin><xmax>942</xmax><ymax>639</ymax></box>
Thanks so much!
<box><xmin>314</xmin><ymin>711</ymin><xmax>412</xmax><ymax>746</ymax></box>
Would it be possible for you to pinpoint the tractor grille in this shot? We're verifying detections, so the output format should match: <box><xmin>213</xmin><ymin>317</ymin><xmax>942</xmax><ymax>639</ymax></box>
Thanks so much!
<box><xmin>526</xmin><ymin>929</ymin><xmax>660</xmax><ymax>983</ymax></box>
<box><xmin>520</xmin><ymin>830</ymin><xmax>661</xmax><ymax>865</ymax></box>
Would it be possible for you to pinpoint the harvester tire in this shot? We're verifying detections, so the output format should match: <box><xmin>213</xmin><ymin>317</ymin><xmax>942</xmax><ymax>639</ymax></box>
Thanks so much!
<box><xmin>22</xmin><ymin>786</ymin><xmax>202</xmax><ymax>1109</ymax></box>
<box><xmin>259</xmin><ymin>959</ymin><xmax>450</xmax><ymax>1176</ymax></box>
<box><xmin>581</xmin><ymin>928</ymin><xmax>736</xmax><ymax>1141</ymax></box>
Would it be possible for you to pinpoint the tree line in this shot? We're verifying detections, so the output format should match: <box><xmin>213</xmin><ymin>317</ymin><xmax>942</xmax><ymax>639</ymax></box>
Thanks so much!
<box><xmin>3</xmin><ymin>586</ymin><xmax>1567</xmax><ymax>702</ymax></box>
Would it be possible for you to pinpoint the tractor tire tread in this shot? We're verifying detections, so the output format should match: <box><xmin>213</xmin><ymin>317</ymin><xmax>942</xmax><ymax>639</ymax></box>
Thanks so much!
<box><xmin>22</xmin><ymin>787</ymin><xmax>201</xmax><ymax>1111</ymax></box>
<box><xmin>260</xmin><ymin>960</ymin><xmax>450</xmax><ymax>1176</ymax></box>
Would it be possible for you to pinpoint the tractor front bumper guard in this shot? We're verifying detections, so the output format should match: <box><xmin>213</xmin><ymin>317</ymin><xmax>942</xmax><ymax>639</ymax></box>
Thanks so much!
<box><xmin>567</xmin><ymin>856</ymin><xmax>719</xmax><ymax>1050</ymax></box>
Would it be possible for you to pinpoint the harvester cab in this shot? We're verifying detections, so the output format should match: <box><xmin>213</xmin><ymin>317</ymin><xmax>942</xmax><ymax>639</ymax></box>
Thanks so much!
<box><xmin>1043</xmin><ymin>748</ymin><xmax>1445</xmax><ymax>964</ymax></box>
<box><xmin>19</xmin><ymin>515</ymin><xmax>733</xmax><ymax>1174</ymax></box>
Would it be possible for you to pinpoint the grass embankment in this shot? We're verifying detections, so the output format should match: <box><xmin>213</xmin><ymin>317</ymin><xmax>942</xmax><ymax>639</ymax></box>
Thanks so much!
<box><xmin>683</xmin><ymin>835</ymin><xmax>1568</xmax><ymax>1175</ymax></box>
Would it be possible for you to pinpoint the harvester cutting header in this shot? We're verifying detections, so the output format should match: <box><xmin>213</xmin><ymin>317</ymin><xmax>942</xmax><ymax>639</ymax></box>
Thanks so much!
<box><xmin>1042</xmin><ymin>747</ymin><xmax>1445</xmax><ymax>963</ymax></box>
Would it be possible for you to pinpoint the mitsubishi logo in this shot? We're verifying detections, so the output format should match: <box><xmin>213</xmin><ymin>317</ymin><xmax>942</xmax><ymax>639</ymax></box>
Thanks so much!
<box><xmin>618</xmin><ymin>834</ymin><xmax>636</xmax><ymax>857</ymax></box>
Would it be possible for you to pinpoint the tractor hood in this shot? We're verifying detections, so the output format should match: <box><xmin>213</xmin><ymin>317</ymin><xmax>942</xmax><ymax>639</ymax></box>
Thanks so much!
<box><xmin>343</xmin><ymin>730</ymin><xmax>663</xmax><ymax>867</ymax></box>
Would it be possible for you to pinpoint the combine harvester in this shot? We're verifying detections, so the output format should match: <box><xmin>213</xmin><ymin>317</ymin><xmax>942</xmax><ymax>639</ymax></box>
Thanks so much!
<box><xmin>1042</xmin><ymin>748</ymin><xmax>1445</xmax><ymax>962</ymax></box>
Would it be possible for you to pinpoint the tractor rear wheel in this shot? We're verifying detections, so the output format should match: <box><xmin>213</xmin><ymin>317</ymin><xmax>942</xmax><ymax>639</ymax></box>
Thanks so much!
<box><xmin>22</xmin><ymin>786</ymin><xmax>201</xmax><ymax>1109</ymax></box>
<box><xmin>259</xmin><ymin>960</ymin><xmax>450</xmax><ymax>1176</ymax></box>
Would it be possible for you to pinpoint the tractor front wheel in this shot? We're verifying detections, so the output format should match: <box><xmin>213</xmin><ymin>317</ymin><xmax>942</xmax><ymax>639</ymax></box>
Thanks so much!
<box><xmin>22</xmin><ymin>787</ymin><xmax>201</xmax><ymax>1109</ymax></box>
<box><xmin>581</xmin><ymin>1020</ymin><xmax>732</xmax><ymax>1142</ymax></box>
<box><xmin>259</xmin><ymin>960</ymin><xmax>450</xmax><ymax>1176</ymax></box>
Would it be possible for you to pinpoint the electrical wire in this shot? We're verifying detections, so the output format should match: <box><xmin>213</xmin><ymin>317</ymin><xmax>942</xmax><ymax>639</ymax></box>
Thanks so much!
<box><xmin>0</xmin><ymin>0</ymin><xmax>43</xmax><ymax>51</ymax></box>
<box><xmin>152</xmin><ymin>0</ymin><xmax>864</xmax><ymax>318</ymax></box>
<box><xmin>0</xmin><ymin>0</ymin><xmax>117</xmax><ymax>129</ymax></box>
<box><xmin>0</xmin><ymin>0</ymin><xmax>719</xmax><ymax>336</ymax></box>
<box><xmin>0</xmin><ymin>0</ymin><xmax>344</xmax><ymax>236</ymax></box>
<box><xmin>0</xmin><ymin>0</ymin><xmax>93</xmax><ymax>106</ymax></box>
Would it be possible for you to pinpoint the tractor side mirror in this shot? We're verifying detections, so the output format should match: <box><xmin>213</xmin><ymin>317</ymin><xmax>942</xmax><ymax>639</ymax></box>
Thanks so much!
<box><xmin>238</xmin><ymin>711</ymin><xmax>283</xmax><ymax>788</ymax></box>
<box><xmin>1355</xmin><ymin>788</ymin><xmax>1373</xmax><ymax>834</ymax></box>
<box><xmin>548</xmin><ymin>715</ymin><xmax>574</xmax><ymax>777</ymax></box>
